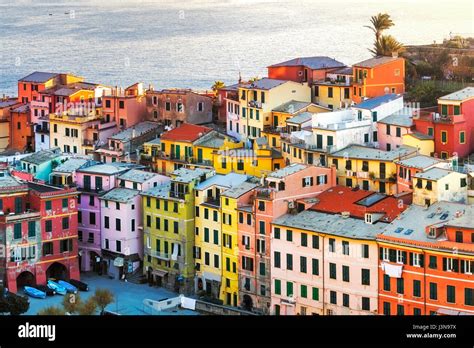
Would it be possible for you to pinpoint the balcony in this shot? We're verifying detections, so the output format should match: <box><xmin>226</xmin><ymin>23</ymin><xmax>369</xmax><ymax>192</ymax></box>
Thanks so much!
<box><xmin>204</xmin><ymin>196</ymin><xmax>220</xmax><ymax>207</ymax></box>
<box><xmin>169</xmin><ymin>191</ymin><xmax>186</xmax><ymax>199</ymax></box>
<box><xmin>256</xmin><ymin>188</ymin><xmax>274</xmax><ymax>200</ymax></box>
<box><xmin>35</xmin><ymin>125</ymin><xmax>49</xmax><ymax>134</ymax></box>
<box><xmin>248</xmin><ymin>100</ymin><xmax>263</xmax><ymax>109</ymax></box>
<box><xmin>145</xmin><ymin>247</ymin><xmax>170</xmax><ymax>261</ymax></box>
<box><xmin>416</xmin><ymin>111</ymin><xmax>465</xmax><ymax>124</ymax></box>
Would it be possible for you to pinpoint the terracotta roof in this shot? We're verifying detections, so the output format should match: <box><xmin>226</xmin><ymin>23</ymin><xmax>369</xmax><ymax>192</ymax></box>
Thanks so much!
<box><xmin>353</xmin><ymin>56</ymin><xmax>402</xmax><ymax>68</ymax></box>
<box><xmin>160</xmin><ymin>123</ymin><xmax>212</xmax><ymax>142</ymax></box>
<box><xmin>309</xmin><ymin>185</ymin><xmax>407</xmax><ymax>222</ymax></box>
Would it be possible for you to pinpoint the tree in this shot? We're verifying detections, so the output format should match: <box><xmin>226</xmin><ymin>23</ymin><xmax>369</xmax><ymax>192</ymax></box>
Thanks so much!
<box><xmin>62</xmin><ymin>293</ymin><xmax>82</xmax><ymax>314</ymax></box>
<box><xmin>364</xmin><ymin>13</ymin><xmax>394</xmax><ymax>42</ymax></box>
<box><xmin>6</xmin><ymin>294</ymin><xmax>29</xmax><ymax>315</ymax></box>
<box><xmin>92</xmin><ymin>288</ymin><xmax>114</xmax><ymax>315</ymax></box>
<box><xmin>77</xmin><ymin>297</ymin><xmax>97</xmax><ymax>315</ymax></box>
<box><xmin>211</xmin><ymin>80</ymin><xmax>225</xmax><ymax>95</ymax></box>
<box><xmin>38</xmin><ymin>306</ymin><xmax>65</xmax><ymax>315</ymax></box>
<box><xmin>249</xmin><ymin>76</ymin><xmax>259</xmax><ymax>83</ymax></box>
<box><xmin>370</xmin><ymin>35</ymin><xmax>405</xmax><ymax>57</ymax></box>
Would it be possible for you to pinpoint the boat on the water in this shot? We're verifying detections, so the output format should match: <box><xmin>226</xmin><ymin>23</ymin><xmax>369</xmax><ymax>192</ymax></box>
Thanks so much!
<box><xmin>58</xmin><ymin>280</ymin><xmax>78</xmax><ymax>294</ymax></box>
<box><xmin>47</xmin><ymin>280</ymin><xmax>67</xmax><ymax>295</ymax></box>
<box><xmin>24</xmin><ymin>286</ymin><xmax>46</xmax><ymax>299</ymax></box>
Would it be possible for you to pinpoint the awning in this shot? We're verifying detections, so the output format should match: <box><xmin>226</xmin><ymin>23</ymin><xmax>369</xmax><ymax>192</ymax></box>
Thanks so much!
<box><xmin>113</xmin><ymin>257</ymin><xmax>124</xmax><ymax>267</ymax></box>
<box><xmin>152</xmin><ymin>270</ymin><xmax>168</xmax><ymax>277</ymax></box>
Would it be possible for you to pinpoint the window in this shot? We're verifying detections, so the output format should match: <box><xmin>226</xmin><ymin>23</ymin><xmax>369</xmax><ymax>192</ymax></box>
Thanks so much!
<box><xmin>301</xmin><ymin>233</ymin><xmax>307</xmax><ymax>247</ymax></box>
<box><xmin>28</xmin><ymin>221</ymin><xmax>36</xmax><ymax>237</ymax></box>
<box><xmin>383</xmin><ymin>274</ymin><xmax>391</xmax><ymax>291</ymax></box>
<box><xmin>286</xmin><ymin>282</ymin><xmax>293</xmax><ymax>297</ymax></box>
<box><xmin>116</xmin><ymin>218</ymin><xmax>121</xmax><ymax>231</ymax></box>
<box><xmin>300</xmin><ymin>256</ymin><xmax>307</xmax><ymax>273</ymax></box>
<box><xmin>274</xmin><ymin>251</ymin><xmax>281</xmax><ymax>268</ymax></box>
<box><xmin>204</xmin><ymin>228</ymin><xmax>209</xmax><ymax>243</ymax></box>
<box><xmin>396</xmin><ymin>278</ymin><xmax>404</xmax><ymax>294</ymax></box>
<box><xmin>286</xmin><ymin>254</ymin><xmax>293</xmax><ymax>270</ymax></box>
<box><xmin>330</xmin><ymin>291</ymin><xmax>337</xmax><ymax>304</ymax></box>
<box><xmin>60</xmin><ymin>239</ymin><xmax>73</xmax><ymax>253</ymax></box>
<box><xmin>362</xmin><ymin>297</ymin><xmax>370</xmax><ymax>311</ymax></box>
<box><xmin>214</xmin><ymin>254</ymin><xmax>219</xmax><ymax>268</ymax></box>
<box><xmin>342</xmin><ymin>241</ymin><xmax>349</xmax><ymax>255</ymax></box>
<box><xmin>90</xmin><ymin>212</ymin><xmax>96</xmax><ymax>225</ymax></box>
<box><xmin>43</xmin><ymin>242</ymin><xmax>53</xmax><ymax>256</ymax></box>
<box><xmin>274</xmin><ymin>279</ymin><xmax>281</xmax><ymax>295</ymax></box>
<box><xmin>383</xmin><ymin>302</ymin><xmax>391</xmax><ymax>315</ymax></box>
<box><xmin>312</xmin><ymin>287</ymin><xmax>319</xmax><ymax>301</ymax></box>
<box><xmin>62</xmin><ymin>217</ymin><xmax>69</xmax><ymax>230</ymax></box>
<box><xmin>329</xmin><ymin>263</ymin><xmax>336</xmax><ymax>279</ymax></box>
<box><xmin>429</xmin><ymin>282</ymin><xmax>437</xmax><ymax>300</ymax></box>
<box><xmin>286</xmin><ymin>229</ymin><xmax>293</xmax><ymax>242</ymax></box>
<box><xmin>14</xmin><ymin>223</ymin><xmax>22</xmax><ymax>239</ymax></box>
<box><xmin>274</xmin><ymin>227</ymin><xmax>280</xmax><ymax>239</ymax></box>
<box><xmin>329</xmin><ymin>238</ymin><xmax>335</xmax><ymax>252</ymax></box>
<box><xmin>465</xmin><ymin>288</ymin><xmax>474</xmax><ymax>306</ymax></box>
<box><xmin>300</xmin><ymin>285</ymin><xmax>307</xmax><ymax>298</ymax></box>
<box><xmin>45</xmin><ymin>200</ymin><xmax>52</xmax><ymax>211</ymax></box>
<box><xmin>343</xmin><ymin>294</ymin><xmax>349</xmax><ymax>307</ymax></box>
<box><xmin>259</xmin><ymin>221</ymin><xmax>265</xmax><ymax>235</ymax></box>
<box><xmin>447</xmin><ymin>285</ymin><xmax>456</xmax><ymax>303</ymax></box>
<box><xmin>62</xmin><ymin>198</ymin><xmax>68</xmax><ymax>209</ymax></box>
<box><xmin>361</xmin><ymin>244</ymin><xmax>369</xmax><ymax>258</ymax></box>
<box><xmin>213</xmin><ymin>230</ymin><xmax>219</xmax><ymax>245</ymax></box>
<box><xmin>116</xmin><ymin>240</ymin><xmax>121</xmax><ymax>252</ymax></box>
<box><xmin>45</xmin><ymin>220</ymin><xmax>52</xmax><ymax>233</ymax></box>
<box><xmin>342</xmin><ymin>265</ymin><xmax>350</xmax><ymax>282</ymax></box>
<box><xmin>386</xmin><ymin>124</ymin><xmax>391</xmax><ymax>135</ymax></box>
<box><xmin>361</xmin><ymin>269</ymin><xmax>370</xmax><ymax>285</ymax></box>
<box><xmin>312</xmin><ymin>235</ymin><xmax>319</xmax><ymax>249</ymax></box>
<box><xmin>312</xmin><ymin>258</ymin><xmax>319</xmax><ymax>275</ymax></box>
<box><xmin>397</xmin><ymin>305</ymin><xmax>404</xmax><ymax>316</ymax></box>
<box><xmin>413</xmin><ymin>280</ymin><xmax>421</xmax><ymax>297</ymax></box>
<box><xmin>441</xmin><ymin>131</ymin><xmax>447</xmax><ymax>144</ymax></box>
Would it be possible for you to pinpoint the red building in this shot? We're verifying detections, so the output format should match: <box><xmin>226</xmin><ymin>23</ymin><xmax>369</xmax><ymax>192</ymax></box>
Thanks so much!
<box><xmin>268</xmin><ymin>56</ymin><xmax>346</xmax><ymax>84</ymax></box>
<box><xmin>0</xmin><ymin>175</ymin><xmax>80</xmax><ymax>293</ymax></box>
<box><xmin>413</xmin><ymin>87</ymin><xmax>474</xmax><ymax>159</ymax></box>
<box><xmin>9</xmin><ymin>103</ymin><xmax>33</xmax><ymax>152</ymax></box>
<box><xmin>377</xmin><ymin>202</ymin><xmax>474</xmax><ymax>315</ymax></box>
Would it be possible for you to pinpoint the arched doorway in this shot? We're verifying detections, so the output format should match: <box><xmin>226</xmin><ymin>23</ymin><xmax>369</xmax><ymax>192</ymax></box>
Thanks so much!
<box><xmin>46</xmin><ymin>262</ymin><xmax>68</xmax><ymax>280</ymax></box>
<box><xmin>16</xmin><ymin>271</ymin><xmax>35</xmax><ymax>290</ymax></box>
<box><xmin>242</xmin><ymin>294</ymin><xmax>253</xmax><ymax>311</ymax></box>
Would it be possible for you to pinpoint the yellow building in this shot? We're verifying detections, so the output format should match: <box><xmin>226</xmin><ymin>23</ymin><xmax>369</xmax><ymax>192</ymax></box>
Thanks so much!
<box><xmin>49</xmin><ymin>107</ymin><xmax>109</xmax><ymax>155</ymax></box>
<box><xmin>212</xmin><ymin>140</ymin><xmax>285</xmax><ymax>177</ymax></box>
<box><xmin>413</xmin><ymin>167</ymin><xmax>468</xmax><ymax>207</ymax></box>
<box><xmin>402</xmin><ymin>132</ymin><xmax>434</xmax><ymax>156</ymax></box>
<box><xmin>142</xmin><ymin>167</ymin><xmax>215</xmax><ymax>294</ymax></box>
<box><xmin>235</xmin><ymin>78</ymin><xmax>311</xmax><ymax>141</ymax></box>
<box><xmin>194</xmin><ymin>173</ymin><xmax>249</xmax><ymax>303</ymax></box>
<box><xmin>313</xmin><ymin>67</ymin><xmax>353</xmax><ymax>109</ymax></box>
<box><xmin>328</xmin><ymin>144</ymin><xmax>418</xmax><ymax>194</ymax></box>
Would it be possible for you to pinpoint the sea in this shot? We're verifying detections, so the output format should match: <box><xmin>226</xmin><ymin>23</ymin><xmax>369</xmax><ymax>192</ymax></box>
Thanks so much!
<box><xmin>0</xmin><ymin>0</ymin><xmax>472</xmax><ymax>96</ymax></box>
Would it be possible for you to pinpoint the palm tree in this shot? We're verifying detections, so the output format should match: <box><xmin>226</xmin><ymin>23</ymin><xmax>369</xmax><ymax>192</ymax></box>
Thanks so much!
<box><xmin>365</xmin><ymin>13</ymin><xmax>394</xmax><ymax>42</ymax></box>
<box><xmin>211</xmin><ymin>80</ymin><xmax>225</xmax><ymax>95</ymax></box>
<box><xmin>370</xmin><ymin>35</ymin><xmax>405</xmax><ymax>57</ymax></box>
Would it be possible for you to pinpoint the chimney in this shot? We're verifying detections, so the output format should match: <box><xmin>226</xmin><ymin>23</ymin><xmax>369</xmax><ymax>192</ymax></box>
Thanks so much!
<box><xmin>392</xmin><ymin>51</ymin><xmax>399</xmax><ymax>58</ymax></box>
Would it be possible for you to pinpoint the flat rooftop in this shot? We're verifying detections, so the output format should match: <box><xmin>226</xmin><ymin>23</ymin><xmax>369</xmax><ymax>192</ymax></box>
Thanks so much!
<box><xmin>118</xmin><ymin>169</ymin><xmax>159</xmax><ymax>183</ymax></box>
<box><xmin>101</xmin><ymin>187</ymin><xmax>140</xmax><ymax>203</ymax></box>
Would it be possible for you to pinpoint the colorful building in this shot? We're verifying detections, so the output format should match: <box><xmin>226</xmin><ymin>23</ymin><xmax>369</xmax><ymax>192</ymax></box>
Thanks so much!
<box><xmin>19</xmin><ymin>147</ymin><xmax>63</xmax><ymax>182</ymax></box>
<box><xmin>146</xmin><ymin>88</ymin><xmax>213</xmax><ymax>126</ymax></box>
<box><xmin>239</xmin><ymin>164</ymin><xmax>336</xmax><ymax>313</ymax></box>
<box><xmin>413</xmin><ymin>87</ymin><xmax>474</xmax><ymax>159</ymax></box>
<box><xmin>141</xmin><ymin>168</ymin><xmax>215</xmax><ymax>294</ymax></box>
<box><xmin>102</xmin><ymin>83</ymin><xmax>146</xmax><ymax>129</ymax></box>
<box><xmin>395</xmin><ymin>155</ymin><xmax>446</xmax><ymax>194</ymax></box>
<box><xmin>271</xmin><ymin>185</ymin><xmax>406</xmax><ymax>315</ymax></box>
<box><xmin>328</xmin><ymin>144</ymin><xmax>418</xmax><ymax>194</ymax></box>
<box><xmin>351</xmin><ymin>56</ymin><xmax>405</xmax><ymax>104</ymax></box>
<box><xmin>193</xmin><ymin>173</ymin><xmax>249</xmax><ymax>304</ymax></box>
<box><xmin>413</xmin><ymin>167</ymin><xmax>468</xmax><ymax>206</ymax></box>
<box><xmin>0</xmin><ymin>98</ymin><xmax>21</xmax><ymax>152</ymax></box>
<box><xmin>402</xmin><ymin>132</ymin><xmax>434</xmax><ymax>156</ymax></box>
<box><xmin>95</xmin><ymin>121</ymin><xmax>160</xmax><ymax>163</ymax></box>
<box><xmin>313</xmin><ymin>67</ymin><xmax>353</xmax><ymax>109</ymax></box>
<box><xmin>377</xmin><ymin>202</ymin><xmax>474</xmax><ymax>315</ymax></box>
<box><xmin>230</xmin><ymin>78</ymin><xmax>311</xmax><ymax>142</ymax></box>
<box><xmin>76</xmin><ymin>163</ymin><xmax>130</xmax><ymax>272</ymax></box>
<box><xmin>377</xmin><ymin>113</ymin><xmax>413</xmax><ymax>151</ymax></box>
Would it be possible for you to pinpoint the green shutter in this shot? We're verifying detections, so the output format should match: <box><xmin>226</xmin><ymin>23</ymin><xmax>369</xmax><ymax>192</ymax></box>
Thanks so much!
<box><xmin>460</xmin><ymin>132</ymin><xmax>465</xmax><ymax>144</ymax></box>
<box><xmin>301</xmin><ymin>285</ymin><xmax>307</xmax><ymax>298</ymax></box>
<box><xmin>275</xmin><ymin>279</ymin><xmax>281</xmax><ymax>295</ymax></box>
<box><xmin>441</xmin><ymin>104</ymin><xmax>448</xmax><ymax>115</ymax></box>
<box><xmin>28</xmin><ymin>221</ymin><xmax>36</xmax><ymax>238</ymax></box>
<box><xmin>286</xmin><ymin>282</ymin><xmax>293</xmax><ymax>296</ymax></box>
<box><xmin>14</xmin><ymin>223</ymin><xmax>22</xmax><ymax>239</ymax></box>
<box><xmin>312</xmin><ymin>287</ymin><xmax>319</xmax><ymax>301</ymax></box>
<box><xmin>453</xmin><ymin>105</ymin><xmax>460</xmax><ymax>115</ymax></box>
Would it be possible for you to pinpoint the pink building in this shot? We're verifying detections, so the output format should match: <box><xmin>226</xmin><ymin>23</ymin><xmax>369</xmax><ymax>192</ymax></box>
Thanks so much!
<box><xmin>238</xmin><ymin>163</ymin><xmax>336</xmax><ymax>314</ymax></box>
<box><xmin>102</xmin><ymin>83</ymin><xmax>146</xmax><ymax>129</ymax></box>
<box><xmin>99</xmin><ymin>169</ymin><xmax>169</xmax><ymax>279</ymax></box>
<box><xmin>75</xmin><ymin>163</ymin><xmax>130</xmax><ymax>272</ymax></box>
<box><xmin>376</xmin><ymin>113</ymin><xmax>413</xmax><ymax>151</ymax></box>
<box><xmin>271</xmin><ymin>186</ymin><xmax>406</xmax><ymax>315</ymax></box>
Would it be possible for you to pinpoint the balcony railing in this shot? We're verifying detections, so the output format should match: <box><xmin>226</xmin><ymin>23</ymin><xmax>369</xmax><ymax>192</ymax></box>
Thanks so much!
<box><xmin>145</xmin><ymin>247</ymin><xmax>170</xmax><ymax>260</ymax></box>
<box><xmin>169</xmin><ymin>191</ymin><xmax>186</xmax><ymax>199</ymax></box>
<box><xmin>204</xmin><ymin>196</ymin><xmax>220</xmax><ymax>207</ymax></box>
<box><xmin>256</xmin><ymin>188</ymin><xmax>274</xmax><ymax>199</ymax></box>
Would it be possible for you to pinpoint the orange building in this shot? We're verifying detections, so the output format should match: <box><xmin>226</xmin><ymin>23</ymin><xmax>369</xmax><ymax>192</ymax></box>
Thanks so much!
<box><xmin>10</xmin><ymin>104</ymin><xmax>33</xmax><ymax>152</ymax></box>
<box><xmin>377</xmin><ymin>202</ymin><xmax>474</xmax><ymax>315</ymax></box>
<box><xmin>352</xmin><ymin>56</ymin><xmax>405</xmax><ymax>104</ymax></box>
